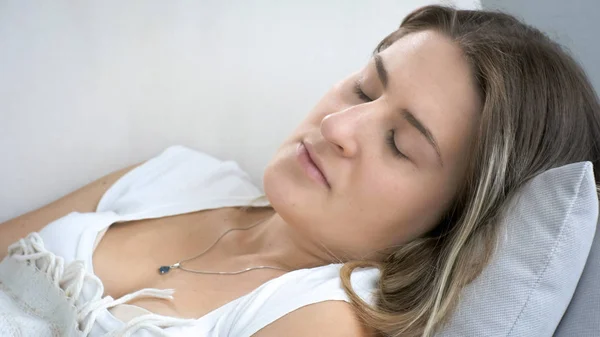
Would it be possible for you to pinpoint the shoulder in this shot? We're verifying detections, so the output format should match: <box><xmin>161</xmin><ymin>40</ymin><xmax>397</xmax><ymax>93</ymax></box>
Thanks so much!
<box><xmin>252</xmin><ymin>300</ymin><xmax>374</xmax><ymax>337</ymax></box>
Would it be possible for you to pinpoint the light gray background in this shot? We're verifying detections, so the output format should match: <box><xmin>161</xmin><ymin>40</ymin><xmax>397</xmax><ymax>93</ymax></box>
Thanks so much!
<box><xmin>0</xmin><ymin>0</ymin><xmax>479</xmax><ymax>222</ymax></box>
<box><xmin>5</xmin><ymin>1</ymin><xmax>599</xmax><ymax>222</ymax></box>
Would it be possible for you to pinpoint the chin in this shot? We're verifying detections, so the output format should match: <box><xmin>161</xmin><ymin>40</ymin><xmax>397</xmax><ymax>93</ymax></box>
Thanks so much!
<box><xmin>263</xmin><ymin>154</ymin><xmax>311</xmax><ymax>223</ymax></box>
<box><xmin>263</xmin><ymin>159</ymin><xmax>293</xmax><ymax>208</ymax></box>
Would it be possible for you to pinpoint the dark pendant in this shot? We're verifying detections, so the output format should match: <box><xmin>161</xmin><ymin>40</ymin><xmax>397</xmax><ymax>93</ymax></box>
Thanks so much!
<box><xmin>158</xmin><ymin>266</ymin><xmax>171</xmax><ymax>274</ymax></box>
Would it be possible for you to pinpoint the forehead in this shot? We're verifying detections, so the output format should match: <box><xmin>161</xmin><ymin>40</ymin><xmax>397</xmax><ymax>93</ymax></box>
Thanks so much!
<box><xmin>377</xmin><ymin>30</ymin><xmax>478</xmax><ymax>108</ymax></box>
<box><xmin>377</xmin><ymin>30</ymin><xmax>481</xmax><ymax>167</ymax></box>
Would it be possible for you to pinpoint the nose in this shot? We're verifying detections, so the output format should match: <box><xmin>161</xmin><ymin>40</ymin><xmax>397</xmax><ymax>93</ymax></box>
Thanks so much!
<box><xmin>320</xmin><ymin>106</ymin><xmax>365</xmax><ymax>158</ymax></box>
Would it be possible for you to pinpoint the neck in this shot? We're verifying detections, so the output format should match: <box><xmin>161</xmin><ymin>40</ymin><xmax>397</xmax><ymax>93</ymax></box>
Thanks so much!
<box><xmin>221</xmin><ymin>208</ymin><xmax>332</xmax><ymax>272</ymax></box>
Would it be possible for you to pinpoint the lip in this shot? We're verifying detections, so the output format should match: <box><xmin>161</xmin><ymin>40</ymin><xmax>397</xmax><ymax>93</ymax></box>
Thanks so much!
<box><xmin>297</xmin><ymin>141</ymin><xmax>331</xmax><ymax>189</ymax></box>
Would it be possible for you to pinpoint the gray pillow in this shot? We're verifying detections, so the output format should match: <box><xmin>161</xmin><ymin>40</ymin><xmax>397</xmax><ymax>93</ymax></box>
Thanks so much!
<box><xmin>553</xmin><ymin>216</ymin><xmax>600</xmax><ymax>336</ymax></box>
<box><xmin>435</xmin><ymin>162</ymin><xmax>598</xmax><ymax>336</ymax></box>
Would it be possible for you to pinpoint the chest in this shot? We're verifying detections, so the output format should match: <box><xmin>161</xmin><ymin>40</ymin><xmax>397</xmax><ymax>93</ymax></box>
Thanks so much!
<box><xmin>92</xmin><ymin>207</ymin><xmax>282</xmax><ymax>319</ymax></box>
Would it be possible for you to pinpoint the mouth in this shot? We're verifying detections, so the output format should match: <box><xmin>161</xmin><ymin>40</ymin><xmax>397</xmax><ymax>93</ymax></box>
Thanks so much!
<box><xmin>297</xmin><ymin>141</ymin><xmax>331</xmax><ymax>189</ymax></box>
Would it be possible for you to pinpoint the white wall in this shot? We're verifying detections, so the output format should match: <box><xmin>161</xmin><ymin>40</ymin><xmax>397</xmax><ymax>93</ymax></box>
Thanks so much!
<box><xmin>0</xmin><ymin>0</ymin><xmax>480</xmax><ymax>222</ymax></box>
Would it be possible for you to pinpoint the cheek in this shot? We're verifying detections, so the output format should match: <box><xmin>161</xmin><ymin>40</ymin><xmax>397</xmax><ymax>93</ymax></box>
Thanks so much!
<box><xmin>361</xmin><ymin>171</ymin><xmax>451</xmax><ymax>238</ymax></box>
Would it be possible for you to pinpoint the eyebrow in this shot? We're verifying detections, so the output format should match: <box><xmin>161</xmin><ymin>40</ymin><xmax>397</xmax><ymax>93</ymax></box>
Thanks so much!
<box><xmin>374</xmin><ymin>54</ymin><xmax>444</xmax><ymax>166</ymax></box>
<box><xmin>402</xmin><ymin>110</ymin><xmax>443</xmax><ymax>166</ymax></box>
<box><xmin>374</xmin><ymin>54</ymin><xmax>388</xmax><ymax>89</ymax></box>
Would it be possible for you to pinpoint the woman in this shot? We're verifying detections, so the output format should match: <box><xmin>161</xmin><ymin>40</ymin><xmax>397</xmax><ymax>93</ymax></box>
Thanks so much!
<box><xmin>1</xmin><ymin>4</ymin><xmax>599</xmax><ymax>337</ymax></box>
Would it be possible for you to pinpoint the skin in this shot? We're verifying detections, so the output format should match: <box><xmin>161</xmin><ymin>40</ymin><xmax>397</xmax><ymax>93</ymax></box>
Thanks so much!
<box><xmin>220</xmin><ymin>29</ymin><xmax>482</xmax><ymax>272</ymax></box>
<box><xmin>0</xmin><ymin>29</ymin><xmax>483</xmax><ymax>336</ymax></box>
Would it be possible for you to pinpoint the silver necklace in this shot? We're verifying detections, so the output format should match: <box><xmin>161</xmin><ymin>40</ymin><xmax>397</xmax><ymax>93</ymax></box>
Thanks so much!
<box><xmin>158</xmin><ymin>216</ymin><xmax>291</xmax><ymax>275</ymax></box>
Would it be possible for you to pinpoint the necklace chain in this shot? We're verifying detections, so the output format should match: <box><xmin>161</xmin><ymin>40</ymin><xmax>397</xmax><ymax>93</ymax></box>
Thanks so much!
<box><xmin>158</xmin><ymin>216</ymin><xmax>290</xmax><ymax>275</ymax></box>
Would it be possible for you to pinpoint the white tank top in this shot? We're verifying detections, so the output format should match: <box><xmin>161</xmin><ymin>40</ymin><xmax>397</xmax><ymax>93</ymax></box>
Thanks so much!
<box><xmin>1</xmin><ymin>145</ymin><xmax>380</xmax><ymax>337</ymax></box>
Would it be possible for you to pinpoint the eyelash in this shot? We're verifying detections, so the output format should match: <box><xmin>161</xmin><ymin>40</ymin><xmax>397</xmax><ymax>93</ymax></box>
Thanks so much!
<box><xmin>353</xmin><ymin>79</ymin><xmax>372</xmax><ymax>102</ymax></box>
<box><xmin>353</xmin><ymin>79</ymin><xmax>407</xmax><ymax>159</ymax></box>
<box><xmin>386</xmin><ymin>130</ymin><xmax>407</xmax><ymax>159</ymax></box>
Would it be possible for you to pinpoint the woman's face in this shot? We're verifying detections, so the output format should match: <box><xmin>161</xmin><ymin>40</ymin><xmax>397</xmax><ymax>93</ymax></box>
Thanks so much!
<box><xmin>263</xmin><ymin>30</ymin><xmax>481</xmax><ymax>261</ymax></box>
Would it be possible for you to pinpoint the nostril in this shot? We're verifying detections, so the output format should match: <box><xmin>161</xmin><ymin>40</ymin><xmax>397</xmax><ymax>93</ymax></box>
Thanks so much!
<box><xmin>333</xmin><ymin>144</ymin><xmax>345</xmax><ymax>155</ymax></box>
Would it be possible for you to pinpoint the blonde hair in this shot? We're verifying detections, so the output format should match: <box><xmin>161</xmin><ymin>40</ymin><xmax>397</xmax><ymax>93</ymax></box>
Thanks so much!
<box><xmin>333</xmin><ymin>5</ymin><xmax>600</xmax><ymax>337</ymax></box>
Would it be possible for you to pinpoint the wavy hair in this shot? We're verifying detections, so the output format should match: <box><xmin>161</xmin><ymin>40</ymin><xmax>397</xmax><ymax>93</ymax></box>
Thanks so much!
<box><xmin>334</xmin><ymin>4</ymin><xmax>600</xmax><ymax>337</ymax></box>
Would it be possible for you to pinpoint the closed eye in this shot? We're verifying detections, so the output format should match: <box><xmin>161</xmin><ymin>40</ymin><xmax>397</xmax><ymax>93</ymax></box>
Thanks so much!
<box><xmin>386</xmin><ymin>130</ymin><xmax>408</xmax><ymax>159</ymax></box>
<box><xmin>352</xmin><ymin>79</ymin><xmax>407</xmax><ymax>160</ymax></box>
<box><xmin>353</xmin><ymin>79</ymin><xmax>372</xmax><ymax>102</ymax></box>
